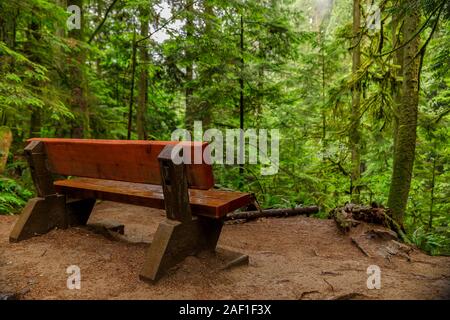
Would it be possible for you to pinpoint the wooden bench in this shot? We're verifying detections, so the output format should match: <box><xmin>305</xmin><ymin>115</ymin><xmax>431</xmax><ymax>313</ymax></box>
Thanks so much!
<box><xmin>9</xmin><ymin>138</ymin><xmax>255</xmax><ymax>283</ymax></box>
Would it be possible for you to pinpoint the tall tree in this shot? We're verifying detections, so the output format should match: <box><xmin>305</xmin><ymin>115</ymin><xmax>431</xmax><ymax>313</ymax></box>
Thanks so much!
<box><xmin>387</xmin><ymin>5</ymin><xmax>422</xmax><ymax>224</ymax></box>
<box><xmin>137</xmin><ymin>6</ymin><xmax>150</xmax><ymax>140</ymax></box>
<box><xmin>184</xmin><ymin>0</ymin><xmax>195</xmax><ymax>130</ymax></box>
<box><xmin>198</xmin><ymin>0</ymin><xmax>215</xmax><ymax>128</ymax></box>
<box><xmin>350</xmin><ymin>0</ymin><xmax>361</xmax><ymax>203</ymax></box>
<box><xmin>68</xmin><ymin>0</ymin><xmax>90</xmax><ymax>138</ymax></box>
<box><xmin>0</xmin><ymin>2</ymin><xmax>17</xmax><ymax>50</ymax></box>
<box><xmin>391</xmin><ymin>5</ymin><xmax>404</xmax><ymax>155</ymax></box>
<box><xmin>26</xmin><ymin>12</ymin><xmax>42</xmax><ymax>138</ymax></box>
<box><xmin>238</xmin><ymin>14</ymin><xmax>244</xmax><ymax>176</ymax></box>
<box><xmin>0</xmin><ymin>2</ymin><xmax>18</xmax><ymax>127</ymax></box>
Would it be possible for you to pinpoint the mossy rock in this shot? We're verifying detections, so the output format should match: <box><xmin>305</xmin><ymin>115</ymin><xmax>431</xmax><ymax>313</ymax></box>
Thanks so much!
<box><xmin>0</xmin><ymin>126</ymin><xmax>12</xmax><ymax>174</ymax></box>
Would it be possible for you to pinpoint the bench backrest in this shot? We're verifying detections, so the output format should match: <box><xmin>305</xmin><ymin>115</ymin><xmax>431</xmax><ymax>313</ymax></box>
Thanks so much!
<box><xmin>28</xmin><ymin>138</ymin><xmax>214</xmax><ymax>190</ymax></box>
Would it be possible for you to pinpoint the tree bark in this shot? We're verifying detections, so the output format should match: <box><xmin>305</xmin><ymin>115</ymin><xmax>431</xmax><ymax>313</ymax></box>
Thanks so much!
<box><xmin>226</xmin><ymin>206</ymin><xmax>319</xmax><ymax>221</ymax></box>
<box><xmin>391</xmin><ymin>10</ymin><xmax>404</xmax><ymax>157</ymax></box>
<box><xmin>55</xmin><ymin>0</ymin><xmax>67</xmax><ymax>37</ymax></box>
<box><xmin>29</xmin><ymin>109</ymin><xmax>41</xmax><ymax>138</ymax></box>
<box><xmin>26</xmin><ymin>14</ymin><xmax>42</xmax><ymax>138</ymax></box>
<box><xmin>0</xmin><ymin>2</ymin><xmax>17</xmax><ymax>49</ymax></box>
<box><xmin>127</xmin><ymin>30</ymin><xmax>137</xmax><ymax>140</ymax></box>
<box><xmin>350</xmin><ymin>0</ymin><xmax>361</xmax><ymax>204</ymax></box>
<box><xmin>239</xmin><ymin>15</ymin><xmax>244</xmax><ymax>176</ymax></box>
<box><xmin>68</xmin><ymin>0</ymin><xmax>90</xmax><ymax>138</ymax></box>
<box><xmin>0</xmin><ymin>2</ymin><xmax>18</xmax><ymax>92</ymax></box>
<box><xmin>428</xmin><ymin>149</ymin><xmax>436</xmax><ymax>231</ymax></box>
<box><xmin>184</xmin><ymin>0</ymin><xmax>195</xmax><ymax>131</ymax></box>
<box><xmin>387</xmin><ymin>7</ymin><xmax>421</xmax><ymax>225</ymax></box>
<box><xmin>199</xmin><ymin>0</ymin><xmax>214</xmax><ymax>127</ymax></box>
<box><xmin>137</xmin><ymin>7</ymin><xmax>149</xmax><ymax>140</ymax></box>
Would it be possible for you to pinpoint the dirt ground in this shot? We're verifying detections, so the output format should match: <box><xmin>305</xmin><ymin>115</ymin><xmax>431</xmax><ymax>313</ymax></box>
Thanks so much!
<box><xmin>1</xmin><ymin>201</ymin><xmax>449</xmax><ymax>300</ymax></box>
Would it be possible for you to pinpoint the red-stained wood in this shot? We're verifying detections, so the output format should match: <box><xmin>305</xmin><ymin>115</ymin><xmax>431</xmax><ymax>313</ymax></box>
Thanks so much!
<box><xmin>28</xmin><ymin>138</ymin><xmax>214</xmax><ymax>190</ymax></box>
<box><xmin>54</xmin><ymin>178</ymin><xmax>254</xmax><ymax>219</ymax></box>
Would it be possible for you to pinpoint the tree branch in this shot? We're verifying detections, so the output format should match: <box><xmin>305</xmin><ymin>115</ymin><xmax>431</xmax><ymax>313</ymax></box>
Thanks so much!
<box><xmin>376</xmin><ymin>0</ymin><xmax>445</xmax><ymax>57</ymax></box>
<box><xmin>136</xmin><ymin>0</ymin><xmax>201</xmax><ymax>45</ymax></box>
<box><xmin>88</xmin><ymin>0</ymin><xmax>120</xmax><ymax>44</ymax></box>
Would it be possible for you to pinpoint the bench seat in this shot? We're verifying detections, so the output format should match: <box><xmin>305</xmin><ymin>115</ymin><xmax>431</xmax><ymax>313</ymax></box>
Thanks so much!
<box><xmin>54</xmin><ymin>177</ymin><xmax>253</xmax><ymax>219</ymax></box>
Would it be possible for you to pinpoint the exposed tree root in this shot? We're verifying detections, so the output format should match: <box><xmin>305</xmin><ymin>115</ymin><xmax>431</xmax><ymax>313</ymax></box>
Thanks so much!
<box><xmin>329</xmin><ymin>203</ymin><xmax>410</xmax><ymax>243</ymax></box>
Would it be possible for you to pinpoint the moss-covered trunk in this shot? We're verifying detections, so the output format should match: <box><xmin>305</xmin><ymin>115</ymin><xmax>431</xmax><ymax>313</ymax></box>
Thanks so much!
<box><xmin>26</xmin><ymin>13</ymin><xmax>42</xmax><ymax>138</ymax></box>
<box><xmin>391</xmin><ymin>10</ymin><xmax>404</xmax><ymax>158</ymax></box>
<box><xmin>350</xmin><ymin>0</ymin><xmax>361</xmax><ymax>204</ymax></box>
<box><xmin>387</xmin><ymin>8</ymin><xmax>421</xmax><ymax>225</ymax></box>
<box><xmin>68</xmin><ymin>0</ymin><xmax>90</xmax><ymax>138</ymax></box>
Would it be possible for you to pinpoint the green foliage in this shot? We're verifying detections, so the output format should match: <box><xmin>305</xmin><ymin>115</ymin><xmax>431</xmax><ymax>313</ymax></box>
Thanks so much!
<box><xmin>411</xmin><ymin>226</ymin><xmax>450</xmax><ymax>256</ymax></box>
<box><xmin>0</xmin><ymin>176</ymin><xmax>33</xmax><ymax>215</ymax></box>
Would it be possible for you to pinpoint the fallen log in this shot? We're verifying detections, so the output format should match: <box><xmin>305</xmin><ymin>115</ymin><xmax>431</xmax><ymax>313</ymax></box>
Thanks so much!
<box><xmin>226</xmin><ymin>206</ymin><xmax>319</xmax><ymax>221</ymax></box>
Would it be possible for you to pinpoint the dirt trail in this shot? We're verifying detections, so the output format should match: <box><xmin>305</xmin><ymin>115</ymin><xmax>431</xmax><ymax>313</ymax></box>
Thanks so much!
<box><xmin>1</xmin><ymin>201</ymin><xmax>449</xmax><ymax>300</ymax></box>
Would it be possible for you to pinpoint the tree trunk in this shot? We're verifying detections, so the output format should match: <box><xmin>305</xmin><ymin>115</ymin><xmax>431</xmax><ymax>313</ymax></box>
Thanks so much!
<box><xmin>55</xmin><ymin>0</ymin><xmax>67</xmax><ymax>37</ymax></box>
<box><xmin>127</xmin><ymin>30</ymin><xmax>137</xmax><ymax>140</ymax></box>
<box><xmin>95</xmin><ymin>0</ymin><xmax>104</xmax><ymax>76</ymax></box>
<box><xmin>387</xmin><ymin>7</ymin><xmax>421</xmax><ymax>225</ymax></box>
<box><xmin>29</xmin><ymin>109</ymin><xmax>41</xmax><ymax>138</ymax></box>
<box><xmin>137</xmin><ymin>7</ymin><xmax>149</xmax><ymax>140</ymax></box>
<box><xmin>0</xmin><ymin>3</ymin><xmax>17</xmax><ymax>49</ymax></box>
<box><xmin>321</xmin><ymin>41</ymin><xmax>326</xmax><ymax>153</ymax></box>
<box><xmin>54</xmin><ymin>0</ymin><xmax>67</xmax><ymax>70</ymax></box>
<box><xmin>26</xmin><ymin>14</ymin><xmax>42</xmax><ymax>138</ymax></box>
<box><xmin>184</xmin><ymin>0</ymin><xmax>195</xmax><ymax>131</ymax></box>
<box><xmin>200</xmin><ymin>0</ymin><xmax>214</xmax><ymax>127</ymax></box>
<box><xmin>239</xmin><ymin>15</ymin><xmax>244</xmax><ymax>176</ymax></box>
<box><xmin>68</xmin><ymin>0</ymin><xmax>90</xmax><ymax>138</ymax></box>
<box><xmin>350</xmin><ymin>0</ymin><xmax>361</xmax><ymax>204</ymax></box>
<box><xmin>428</xmin><ymin>146</ymin><xmax>437</xmax><ymax>231</ymax></box>
<box><xmin>391</xmin><ymin>10</ymin><xmax>404</xmax><ymax>157</ymax></box>
<box><xmin>0</xmin><ymin>2</ymin><xmax>18</xmax><ymax>94</ymax></box>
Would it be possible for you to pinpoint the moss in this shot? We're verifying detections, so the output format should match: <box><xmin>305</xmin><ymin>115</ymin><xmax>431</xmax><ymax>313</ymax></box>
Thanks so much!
<box><xmin>0</xmin><ymin>126</ymin><xmax>12</xmax><ymax>174</ymax></box>
<box><xmin>387</xmin><ymin>9</ymin><xmax>421</xmax><ymax>225</ymax></box>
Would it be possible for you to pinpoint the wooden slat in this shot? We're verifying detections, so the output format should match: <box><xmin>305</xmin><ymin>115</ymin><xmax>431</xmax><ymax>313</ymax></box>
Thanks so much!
<box><xmin>28</xmin><ymin>138</ymin><xmax>214</xmax><ymax>190</ymax></box>
<box><xmin>54</xmin><ymin>178</ymin><xmax>254</xmax><ymax>219</ymax></box>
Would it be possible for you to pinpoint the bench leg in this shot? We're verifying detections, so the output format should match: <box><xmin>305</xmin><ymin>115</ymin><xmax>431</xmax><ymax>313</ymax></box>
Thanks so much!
<box><xmin>9</xmin><ymin>196</ymin><xmax>96</xmax><ymax>242</ymax></box>
<box><xmin>9</xmin><ymin>195</ymin><xmax>66</xmax><ymax>242</ymax></box>
<box><xmin>139</xmin><ymin>216</ymin><xmax>223</xmax><ymax>283</ymax></box>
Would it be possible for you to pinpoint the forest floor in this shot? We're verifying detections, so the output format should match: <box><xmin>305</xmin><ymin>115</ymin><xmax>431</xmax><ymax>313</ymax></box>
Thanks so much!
<box><xmin>1</xmin><ymin>201</ymin><xmax>449</xmax><ymax>300</ymax></box>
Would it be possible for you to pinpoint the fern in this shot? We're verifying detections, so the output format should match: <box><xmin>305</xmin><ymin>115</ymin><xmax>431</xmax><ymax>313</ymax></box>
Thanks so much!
<box><xmin>0</xmin><ymin>177</ymin><xmax>32</xmax><ymax>215</ymax></box>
